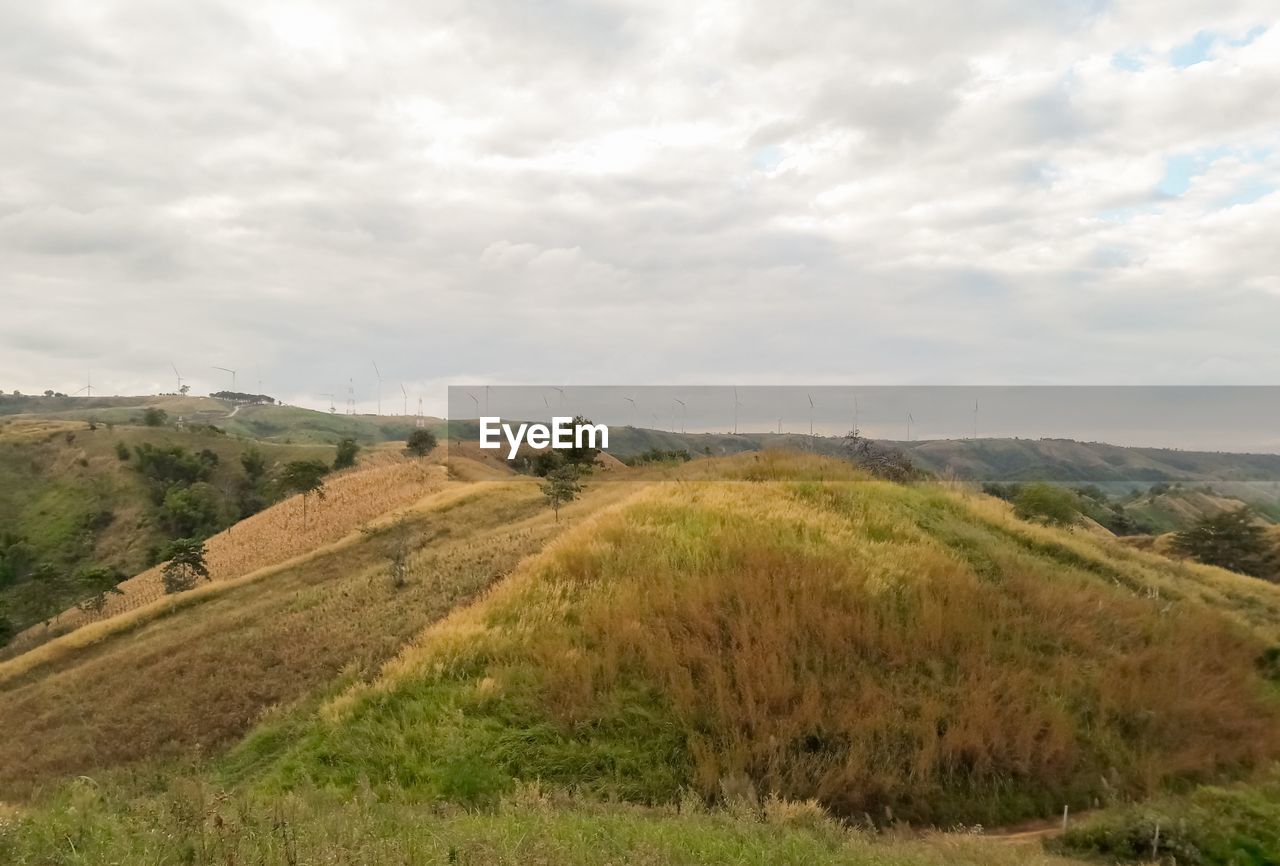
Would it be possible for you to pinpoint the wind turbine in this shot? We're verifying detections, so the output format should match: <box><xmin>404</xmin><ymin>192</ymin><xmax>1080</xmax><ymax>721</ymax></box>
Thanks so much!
<box><xmin>853</xmin><ymin>395</ymin><xmax>860</xmax><ymax>436</ymax></box>
<box><xmin>468</xmin><ymin>391</ymin><xmax>480</xmax><ymax>418</ymax></box>
<box><xmin>74</xmin><ymin>372</ymin><xmax>93</xmax><ymax>397</ymax></box>
<box><xmin>553</xmin><ymin>386</ymin><xmax>566</xmax><ymax>408</ymax></box>
<box><xmin>907</xmin><ymin>413</ymin><xmax>914</xmax><ymax>442</ymax></box>
<box><xmin>973</xmin><ymin>399</ymin><xmax>979</xmax><ymax>440</ymax></box>
<box><xmin>213</xmin><ymin>366</ymin><xmax>236</xmax><ymax>391</ymax></box>
<box><xmin>674</xmin><ymin>398</ymin><xmax>686</xmax><ymax>433</ymax></box>
<box><xmin>732</xmin><ymin>387</ymin><xmax>742</xmax><ymax>435</ymax></box>
<box><xmin>171</xmin><ymin>363</ymin><xmax>184</xmax><ymax>395</ymax></box>
<box><xmin>624</xmin><ymin>395</ymin><xmax>637</xmax><ymax>427</ymax></box>
<box><xmin>808</xmin><ymin>393</ymin><xmax>815</xmax><ymax>437</ymax></box>
<box><xmin>400</xmin><ymin>383</ymin><xmax>408</xmax><ymax>417</ymax></box>
<box><xmin>371</xmin><ymin>362</ymin><xmax>384</xmax><ymax>416</ymax></box>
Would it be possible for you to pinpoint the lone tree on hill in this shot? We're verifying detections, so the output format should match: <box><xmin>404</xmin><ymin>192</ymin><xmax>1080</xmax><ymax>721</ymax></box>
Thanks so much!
<box><xmin>279</xmin><ymin>459</ymin><xmax>329</xmax><ymax>528</ymax></box>
<box><xmin>541</xmin><ymin>464</ymin><xmax>582</xmax><ymax>522</ymax></box>
<box><xmin>334</xmin><ymin>437</ymin><xmax>360</xmax><ymax>470</ymax></box>
<box><xmin>161</xmin><ymin>538</ymin><xmax>210</xmax><ymax>594</ymax></box>
<box><xmin>77</xmin><ymin>565</ymin><xmax>124</xmax><ymax>612</ymax></box>
<box><xmin>841</xmin><ymin>429</ymin><xmax>918</xmax><ymax>482</ymax></box>
<box><xmin>405</xmin><ymin>428</ymin><xmax>438</xmax><ymax>457</ymax></box>
<box><xmin>1173</xmin><ymin>507</ymin><xmax>1277</xmax><ymax>580</ymax></box>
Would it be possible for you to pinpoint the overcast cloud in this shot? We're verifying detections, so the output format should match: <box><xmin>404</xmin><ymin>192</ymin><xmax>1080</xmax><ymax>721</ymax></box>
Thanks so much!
<box><xmin>1</xmin><ymin>0</ymin><xmax>1277</xmax><ymax>413</ymax></box>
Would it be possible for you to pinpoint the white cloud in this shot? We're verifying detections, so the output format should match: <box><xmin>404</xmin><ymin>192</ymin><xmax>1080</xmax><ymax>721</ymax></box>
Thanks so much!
<box><xmin>0</xmin><ymin>0</ymin><xmax>1277</xmax><ymax>410</ymax></box>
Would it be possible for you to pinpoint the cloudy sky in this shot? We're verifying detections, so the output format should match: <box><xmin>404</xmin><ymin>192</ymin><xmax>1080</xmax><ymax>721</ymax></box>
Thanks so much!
<box><xmin>1</xmin><ymin>1</ymin><xmax>1277</xmax><ymax>414</ymax></box>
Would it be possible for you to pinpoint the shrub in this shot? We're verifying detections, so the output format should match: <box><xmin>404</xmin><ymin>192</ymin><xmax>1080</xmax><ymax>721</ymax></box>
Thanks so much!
<box><xmin>240</xmin><ymin>446</ymin><xmax>266</xmax><ymax>481</ymax></box>
<box><xmin>114</xmin><ymin>441</ymin><xmax>130</xmax><ymax>461</ymax></box>
<box><xmin>142</xmin><ymin>407</ymin><xmax>168</xmax><ymax>427</ymax></box>
<box><xmin>405</xmin><ymin>429</ymin><xmax>437</xmax><ymax>457</ymax></box>
<box><xmin>1013</xmin><ymin>482</ymin><xmax>1080</xmax><ymax>526</ymax></box>
<box><xmin>1051</xmin><ymin>774</ymin><xmax>1280</xmax><ymax>865</ymax></box>
<box><xmin>160</xmin><ymin>539</ymin><xmax>210</xmax><ymax>594</ymax></box>
<box><xmin>841</xmin><ymin>431</ymin><xmax>918</xmax><ymax>482</ymax></box>
<box><xmin>1172</xmin><ymin>508</ymin><xmax>1277</xmax><ymax>580</ymax></box>
<box><xmin>334</xmin><ymin>437</ymin><xmax>360</xmax><ymax>470</ymax></box>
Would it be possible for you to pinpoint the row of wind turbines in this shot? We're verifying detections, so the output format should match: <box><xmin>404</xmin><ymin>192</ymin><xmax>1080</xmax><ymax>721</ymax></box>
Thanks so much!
<box><xmin>467</xmin><ymin>387</ymin><xmax>985</xmax><ymax>442</ymax></box>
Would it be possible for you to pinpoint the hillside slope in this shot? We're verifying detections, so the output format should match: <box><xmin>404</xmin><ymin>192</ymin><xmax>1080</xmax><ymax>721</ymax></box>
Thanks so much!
<box><xmin>0</xmin><ymin>417</ymin><xmax>333</xmax><ymax>635</ymax></box>
<box><xmin>254</xmin><ymin>453</ymin><xmax>1280</xmax><ymax>826</ymax></box>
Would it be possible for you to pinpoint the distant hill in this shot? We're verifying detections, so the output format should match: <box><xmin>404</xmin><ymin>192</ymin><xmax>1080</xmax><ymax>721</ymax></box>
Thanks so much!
<box><xmin>0</xmin><ymin>393</ymin><xmax>446</xmax><ymax>445</ymax></box>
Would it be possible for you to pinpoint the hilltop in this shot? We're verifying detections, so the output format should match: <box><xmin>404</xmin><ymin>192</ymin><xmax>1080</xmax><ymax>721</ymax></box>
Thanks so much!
<box><xmin>0</xmin><ymin>392</ymin><xmax>446</xmax><ymax>444</ymax></box>
<box><xmin>3</xmin><ymin>451</ymin><xmax>1280</xmax><ymax>864</ymax></box>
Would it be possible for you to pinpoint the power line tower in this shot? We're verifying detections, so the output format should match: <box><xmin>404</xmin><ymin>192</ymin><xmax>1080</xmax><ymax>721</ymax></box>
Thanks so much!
<box><xmin>345</xmin><ymin>378</ymin><xmax>355</xmax><ymax>416</ymax></box>
<box><xmin>416</xmin><ymin>397</ymin><xmax>426</xmax><ymax>429</ymax></box>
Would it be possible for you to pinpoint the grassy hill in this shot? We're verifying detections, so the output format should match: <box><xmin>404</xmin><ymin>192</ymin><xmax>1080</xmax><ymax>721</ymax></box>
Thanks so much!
<box><xmin>0</xmin><ymin>392</ymin><xmax>447</xmax><ymax>445</ymax></box>
<box><xmin>3</xmin><ymin>452</ymin><xmax>1280</xmax><ymax>863</ymax></box>
<box><xmin>0</xmin><ymin>416</ymin><xmax>334</xmax><ymax>636</ymax></box>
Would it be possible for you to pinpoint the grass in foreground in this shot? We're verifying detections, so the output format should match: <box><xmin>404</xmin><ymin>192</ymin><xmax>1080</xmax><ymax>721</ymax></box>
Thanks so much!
<box><xmin>0</xmin><ymin>780</ymin><xmax>1087</xmax><ymax>866</ymax></box>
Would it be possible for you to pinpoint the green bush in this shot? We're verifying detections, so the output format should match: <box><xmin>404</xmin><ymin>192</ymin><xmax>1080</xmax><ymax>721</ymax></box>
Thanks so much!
<box><xmin>1013</xmin><ymin>482</ymin><xmax>1080</xmax><ymax>526</ymax></box>
<box><xmin>1051</xmin><ymin>775</ymin><xmax>1280</xmax><ymax>865</ymax></box>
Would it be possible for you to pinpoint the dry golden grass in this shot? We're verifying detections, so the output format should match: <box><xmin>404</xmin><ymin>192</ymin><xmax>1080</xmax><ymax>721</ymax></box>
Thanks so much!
<box><xmin>337</xmin><ymin>452</ymin><xmax>1280</xmax><ymax>824</ymax></box>
<box><xmin>0</xmin><ymin>418</ymin><xmax>86</xmax><ymax>442</ymax></box>
<box><xmin>0</xmin><ymin>470</ymin><xmax>638</xmax><ymax>799</ymax></box>
<box><xmin>4</xmin><ymin>457</ymin><xmax>450</xmax><ymax>655</ymax></box>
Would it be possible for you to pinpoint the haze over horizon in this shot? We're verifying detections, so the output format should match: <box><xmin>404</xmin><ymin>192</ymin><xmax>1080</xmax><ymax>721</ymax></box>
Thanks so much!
<box><xmin>3</xmin><ymin>2</ymin><xmax>1278</xmax><ymax>409</ymax></box>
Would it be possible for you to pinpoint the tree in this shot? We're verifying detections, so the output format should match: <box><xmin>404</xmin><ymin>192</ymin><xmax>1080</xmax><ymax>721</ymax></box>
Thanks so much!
<box><xmin>562</xmin><ymin>415</ymin><xmax>602</xmax><ymax>466</ymax></box>
<box><xmin>334</xmin><ymin>437</ymin><xmax>360</xmax><ymax>470</ymax></box>
<box><xmin>160</xmin><ymin>481</ymin><xmax>223</xmax><ymax>538</ymax></box>
<box><xmin>179</xmin><ymin>384</ymin><xmax>190</xmax><ymax>395</ymax></box>
<box><xmin>279</xmin><ymin>459</ymin><xmax>329</xmax><ymax>528</ymax></box>
<box><xmin>0</xmin><ymin>532</ymin><xmax>34</xmax><ymax>587</ymax></box>
<box><xmin>240</xmin><ymin>446</ymin><xmax>266</xmax><ymax>481</ymax></box>
<box><xmin>841</xmin><ymin>430</ymin><xmax>918</xmax><ymax>482</ymax></box>
<box><xmin>27</xmin><ymin>563</ymin><xmax>65</xmax><ymax>628</ymax></box>
<box><xmin>405</xmin><ymin>428</ymin><xmax>438</xmax><ymax>457</ymax></box>
<box><xmin>142</xmin><ymin>407</ymin><xmax>168</xmax><ymax>427</ymax></box>
<box><xmin>1013</xmin><ymin>482</ymin><xmax>1080</xmax><ymax>526</ymax></box>
<box><xmin>1172</xmin><ymin>508</ymin><xmax>1277</xmax><ymax>580</ymax></box>
<box><xmin>161</xmin><ymin>538</ymin><xmax>210</xmax><ymax>594</ymax></box>
<box><xmin>541</xmin><ymin>464</ymin><xmax>582</xmax><ymax>522</ymax></box>
<box><xmin>77</xmin><ymin>566</ymin><xmax>124</xmax><ymax>613</ymax></box>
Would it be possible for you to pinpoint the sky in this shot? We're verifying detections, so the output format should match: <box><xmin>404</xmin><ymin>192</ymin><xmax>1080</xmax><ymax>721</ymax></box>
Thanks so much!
<box><xmin>1</xmin><ymin>1</ymin><xmax>1277</xmax><ymax>416</ymax></box>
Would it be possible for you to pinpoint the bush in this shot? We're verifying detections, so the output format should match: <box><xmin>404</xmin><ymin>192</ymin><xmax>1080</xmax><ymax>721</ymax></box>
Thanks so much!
<box><xmin>160</xmin><ymin>538</ymin><xmax>209</xmax><ymax>594</ymax></box>
<box><xmin>160</xmin><ymin>482</ymin><xmax>224</xmax><ymax>538</ymax></box>
<box><xmin>114</xmin><ymin>441</ymin><xmax>130</xmax><ymax>461</ymax></box>
<box><xmin>1051</xmin><ymin>775</ymin><xmax>1280</xmax><ymax>865</ymax></box>
<box><xmin>334</xmin><ymin>437</ymin><xmax>360</xmax><ymax>470</ymax></box>
<box><xmin>1172</xmin><ymin>508</ymin><xmax>1277</xmax><ymax>580</ymax></box>
<box><xmin>405</xmin><ymin>429</ymin><xmax>437</xmax><ymax>457</ymax></box>
<box><xmin>142</xmin><ymin>407</ymin><xmax>168</xmax><ymax>427</ymax></box>
<box><xmin>1013</xmin><ymin>482</ymin><xmax>1080</xmax><ymax>526</ymax></box>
